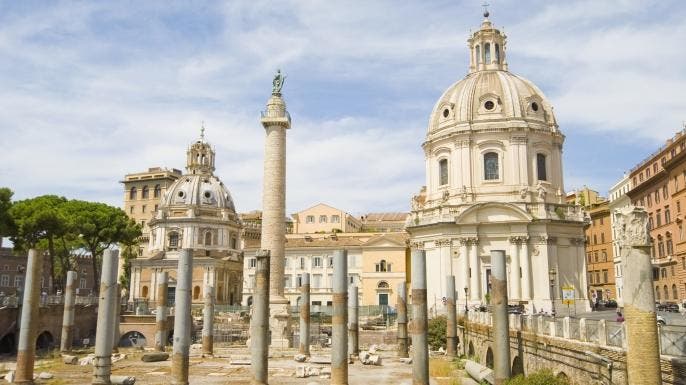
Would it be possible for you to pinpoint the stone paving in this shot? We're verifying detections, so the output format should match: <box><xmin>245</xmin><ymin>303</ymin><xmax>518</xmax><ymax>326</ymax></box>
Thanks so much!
<box><xmin>0</xmin><ymin>345</ymin><xmax>437</xmax><ymax>385</ymax></box>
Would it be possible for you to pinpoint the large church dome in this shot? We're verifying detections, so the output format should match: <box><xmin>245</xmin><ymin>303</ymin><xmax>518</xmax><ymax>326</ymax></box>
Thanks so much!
<box><xmin>429</xmin><ymin>70</ymin><xmax>557</xmax><ymax>133</ymax></box>
<box><xmin>428</xmin><ymin>16</ymin><xmax>558</xmax><ymax>135</ymax></box>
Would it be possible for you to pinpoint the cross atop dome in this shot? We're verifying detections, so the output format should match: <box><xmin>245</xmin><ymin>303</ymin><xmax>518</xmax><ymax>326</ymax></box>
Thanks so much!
<box><xmin>482</xmin><ymin>1</ymin><xmax>490</xmax><ymax>18</ymax></box>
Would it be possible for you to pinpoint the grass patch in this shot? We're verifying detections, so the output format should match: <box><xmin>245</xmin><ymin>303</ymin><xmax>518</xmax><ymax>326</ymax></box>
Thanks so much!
<box><xmin>430</xmin><ymin>358</ymin><xmax>462</xmax><ymax>385</ymax></box>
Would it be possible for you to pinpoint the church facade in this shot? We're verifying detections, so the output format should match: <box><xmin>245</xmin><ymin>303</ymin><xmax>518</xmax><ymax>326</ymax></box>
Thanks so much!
<box><xmin>406</xmin><ymin>13</ymin><xmax>589</xmax><ymax>314</ymax></box>
<box><xmin>128</xmin><ymin>132</ymin><xmax>244</xmax><ymax>306</ymax></box>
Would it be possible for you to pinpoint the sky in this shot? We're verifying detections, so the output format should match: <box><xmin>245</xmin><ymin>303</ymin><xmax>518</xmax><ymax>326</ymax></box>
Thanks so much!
<box><xmin>1</xmin><ymin>0</ymin><xmax>685</xmax><ymax>216</ymax></box>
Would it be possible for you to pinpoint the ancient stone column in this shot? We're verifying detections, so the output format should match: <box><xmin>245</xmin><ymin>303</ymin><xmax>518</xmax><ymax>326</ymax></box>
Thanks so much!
<box><xmin>446</xmin><ymin>275</ymin><xmax>457</xmax><ymax>358</ymax></box>
<box><xmin>171</xmin><ymin>249</ymin><xmax>193</xmax><ymax>385</ymax></box>
<box><xmin>616</xmin><ymin>207</ymin><xmax>661</xmax><ymax>384</ymax></box>
<box><xmin>396</xmin><ymin>281</ymin><xmax>409</xmax><ymax>358</ymax></box>
<box><xmin>15</xmin><ymin>249</ymin><xmax>43</xmax><ymax>385</ymax></box>
<box><xmin>202</xmin><ymin>284</ymin><xmax>214</xmax><ymax>356</ymax></box>
<box><xmin>410</xmin><ymin>249</ymin><xmax>429</xmax><ymax>385</ymax></box>
<box><xmin>260</xmin><ymin>75</ymin><xmax>292</xmax><ymax>348</ymax></box>
<box><xmin>348</xmin><ymin>284</ymin><xmax>359</xmax><ymax>357</ymax></box>
<box><xmin>60</xmin><ymin>270</ymin><xmax>77</xmax><ymax>352</ymax></box>
<box><xmin>92</xmin><ymin>249</ymin><xmax>119</xmax><ymax>385</ymax></box>
<box><xmin>155</xmin><ymin>272</ymin><xmax>169</xmax><ymax>352</ymax></box>
<box><xmin>469</xmin><ymin>240</ymin><xmax>481</xmax><ymax>301</ymax></box>
<box><xmin>332</xmin><ymin>249</ymin><xmax>349</xmax><ymax>385</ymax></box>
<box><xmin>491</xmin><ymin>250</ymin><xmax>511</xmax><ymax>385</ymax></box>
<box><xmin>112</xmin><ymin>283</ymin><xmax>121</xmax><ymax>353</ymax></box>
<box><xmin>299</xmin><ymin>272</ymin><xmax>310</xmax><ymax>357</ymax></box>
<box><xmin>251</xmin><ymin>250</ymin><xmax>270</xmax><ymax>385</ymax></box>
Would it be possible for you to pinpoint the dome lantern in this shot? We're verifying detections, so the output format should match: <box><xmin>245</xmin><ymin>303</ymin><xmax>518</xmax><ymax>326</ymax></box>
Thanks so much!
<box><xmin>468</xmin><ymin>11</ymin><xmax>508</xmax><ymax>73</ymax></box>
<box><xmin>186</xmin><ymin>123</ymin><xmax>216</xmax><ymax>175</ymax></box>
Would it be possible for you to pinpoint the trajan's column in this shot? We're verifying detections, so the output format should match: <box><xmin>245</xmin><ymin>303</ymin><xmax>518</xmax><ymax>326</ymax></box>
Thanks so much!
<box><xmin>260</xmin><ymin>70</ymin><xmax>292</xmax><ymax>347</ymax></box>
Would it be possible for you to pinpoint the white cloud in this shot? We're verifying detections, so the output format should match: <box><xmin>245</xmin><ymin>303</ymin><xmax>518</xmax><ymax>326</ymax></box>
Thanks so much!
<box><xmin>1</xmin><ymin>0</ymin><xmax>684</xmax><ymax>213</ymax></box>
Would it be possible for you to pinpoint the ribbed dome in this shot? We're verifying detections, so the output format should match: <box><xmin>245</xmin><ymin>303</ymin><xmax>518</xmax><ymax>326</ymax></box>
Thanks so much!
<box><xmin>161</xmin><ymin>174</ymin><xmax>236</xmax><ymax>212</ymax></box>
<box><xmin>428</xmin><ymin>70</ymin><xmax>557</xmax><ymax>133</ymax></box>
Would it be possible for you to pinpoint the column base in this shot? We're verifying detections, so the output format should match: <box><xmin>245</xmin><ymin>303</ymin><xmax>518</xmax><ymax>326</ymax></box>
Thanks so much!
<box><xmin>269</xmin><ymin>302</ymin><xmax>292</xmax><ymax>349</ymax></box>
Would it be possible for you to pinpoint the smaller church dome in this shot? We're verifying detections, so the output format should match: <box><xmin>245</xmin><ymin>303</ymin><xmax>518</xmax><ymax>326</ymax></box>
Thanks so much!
<box><xmin>161</xmin><ymin>174</ymin><xmax>236</xmax><ymax>212</ymax></box>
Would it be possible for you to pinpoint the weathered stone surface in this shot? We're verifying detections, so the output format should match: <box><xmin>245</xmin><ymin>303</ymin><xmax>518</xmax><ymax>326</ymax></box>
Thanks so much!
<box><xmin>465</xmin><ymin>360</ymin><xmax>494</xmax><ymax>384</ymax></box>
<box><xmin>62</xmin><ymin>355</ymin><xmax>78</xmax><ymax>364</ymax></box>
<box><xmin>38</xmin><ymin>372</ymin><xmax>54</xmax><ymax>379</ymax></box>
<box><xmin>399</xmin><ymin>357</ymin><xmax>412</xmax><ymax>364</ymax></box>
<box><xmin>310</xmin><ymin>356</ymin><xmax>331</xmax><ymax>364</ymax></box>
<box><xmin>294</xmin><ymin>354</ymin><xmax>307</xmax><ymax>362</ymax></box>
<box><xmin>110</xmin><ymin>375</ymin><xmax>136</xmax><ymax>385</ymax></box>
<box><xmin>141</xmin><ymin>352</ymin><xmax>169</xmax><ymax>362</ymax></box>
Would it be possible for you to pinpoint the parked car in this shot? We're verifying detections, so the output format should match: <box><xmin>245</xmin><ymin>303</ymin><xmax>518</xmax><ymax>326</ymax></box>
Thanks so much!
<box><xmin>658</xmin><ymin>302</ymin><xmax>680</xmax><ymax>313</ymax></box>
<box><xmin>604</xmin><ymin>299</ymin><xmax>618</xmax><ymax>308</ymax></box>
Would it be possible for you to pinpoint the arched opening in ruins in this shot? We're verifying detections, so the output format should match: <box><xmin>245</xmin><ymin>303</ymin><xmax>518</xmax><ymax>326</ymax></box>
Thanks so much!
<box><xmin>485</xmin><ymin>347</ymin><xmax>494</xmax><ymax>369</ymax></box>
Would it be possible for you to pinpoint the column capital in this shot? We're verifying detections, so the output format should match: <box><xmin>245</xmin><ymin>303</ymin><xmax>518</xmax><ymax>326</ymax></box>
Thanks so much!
<box><xmin>434</xmin><ymin>238</ymin><xmax>451</xmax><ymax>247</ymax></box>
<box><xmin>410</xmin><ymin>241</ymin><xmax>425</xmax><ymax>250</ymax></box>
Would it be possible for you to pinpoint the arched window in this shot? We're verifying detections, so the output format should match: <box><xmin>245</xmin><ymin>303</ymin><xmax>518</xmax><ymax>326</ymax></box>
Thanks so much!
<box><xmin>141</xmin><ymin>286</ymin><xmax>149</xmax><ymax>298</ymax></box>
<box><xmin>129</xmin><ymin>187</ymin><xmax>137</xmax><ymax>200</ymax></box>
<box><xmin>484</xmin><ymin>152</ymin><xmax>499</xmax><ymax>180</ymax></box>
<box><xmin>484</xmin><ymin>43</ymin><xmax>491</xmax><ymax>63</ymax></box>
<box><xmin>193</xmin><ymin>286</ymin><xmax>201</xmax><ymax>300</ymax></box>
<box><xmin>168</xmin><ymin>232</ymin><xmax>179</xmax><ymax>249</ymax></box>
<box><xmin>664</xmin><ymin>285</ymin><xmax>669</xmax><ymax>300</ymax></box>
<box><xmin>141</xmin><ymin>185</ymin><xmax>149</xmax><ymax>199</ymax></box>
<box><xmin>204</xmin><ymin>232</ymin><xmax>212</xmax><ymax>246</ymax></box>
<box><xmin>495</xmin><ymin>43</ymin><xmax>500</xmax><ymax>63</ymax></box>
<box><xmin>376</xmin><ymin>260</ymin><xmax>388</xmax><ymax>272</ymax></box>
<box><xmin>672</xmin><ymin>284</ymin><xmax>678</xmax><ymax>300</ymax></box>
<box><xmin>377</xmin><ymin>281</ymin><xmax>389</xmax><ymax>289</ymax></box>
<box><xmin>476</xmin><ymin>45</ymin><xmax>481</xmax><ymax>63</ymax></box>
<box><xmin>154</xmin><ymin>184</ymin><xmax>161</xmax><ymax>198</ymax></box>
<box><xmin>439</xmin><ymin>159</ymin><xmax>448</xmax><ymax>186</ymax></box>
<box><xmin>536</xmin><ymin>153</ymin><xmax>547</xmax><ymax>181</ymax></box>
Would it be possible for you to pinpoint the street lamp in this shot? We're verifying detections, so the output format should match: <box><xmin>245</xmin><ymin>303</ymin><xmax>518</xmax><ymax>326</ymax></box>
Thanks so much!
<box><xmin>464</xmin><ymin>287</ymin><xmax>469</xmax><ymax>316</ymax></box>
<box><xmin>549</xmin><ymin>268</ymin><xmax>557</xmax><ymax>317</ymax></box>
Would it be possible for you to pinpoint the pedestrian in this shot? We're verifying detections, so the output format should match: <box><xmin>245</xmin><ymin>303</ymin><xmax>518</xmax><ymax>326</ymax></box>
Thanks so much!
<box><xmin>616</xmin><ymin>311</ymin><xmax>625</xmax><ymax>322</ymax></box>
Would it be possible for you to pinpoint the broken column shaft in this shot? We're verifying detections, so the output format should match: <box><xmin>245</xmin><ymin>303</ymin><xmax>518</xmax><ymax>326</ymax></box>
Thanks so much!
<box><xmin>92</xmin><ymin>249</ymin><xmax>119</xmax><ymax>385</ymax></box>
<box><xmin>491</xmin><ymin>250</ymin><xmax>511</xmax><ymax>385</ymax></box>
<box><xmin>251</xmin><ymin>250</ymin><xmax>270</xmax><ymax>385</ymax></box>
<box><xmin>202</xmin><ymin>284</ymin><xmax>214</xmax><ymax>356</ymax></box>
<box><xmin>446</xmin><ymin>275</ymin><xmax>457</xmax><ymax>358</ymax></box>
<box><xmin>618</xmin><ymin>207</ymin><xmax>661</xmax><ymax>384</ymax></box>
<box><xmin>112</xmin><ymin>283</ymin><xmax>121</xmax><ymax>353</ymax></box>
<box><xmin>396</xmin><ymin>281</ymin><xmax>409</xmax><ymax>358</ymax></box>
<box><xmin>15</xmin><ymin>249</ymin><xmax>44</xmax><ymax>385</ymax></box>
<box><xmin>348</xmin><ymin>284</ymin><xmax>359</xmax><ymax>357</ymax></box>
<box><xmin>171</xmin><ymin>249</ymin><xmax>193</xmax><ymax>385</ymax></box>
<box><xmin>60</xmin><ymin>270</ymin><xmax>77</xmax><ymax>352</ymax></box>
<box><xmin>299</xmin><ymin>272</ymin><xmax>310</xmax><ymax>357</ymax></box>
<box><xmin>332</xmin><ymin>249</ymin><xmax>349</xmax><ymax>385</ymax></box>
<box><xmin>410</xmin><ymin>249</ymin><xmax>429</xmax><ymax>385</ymax></box>
<box><xmin>155</xmin><ymin>272</ymin><xmax>169</xmax><ymax>352</ymax></box>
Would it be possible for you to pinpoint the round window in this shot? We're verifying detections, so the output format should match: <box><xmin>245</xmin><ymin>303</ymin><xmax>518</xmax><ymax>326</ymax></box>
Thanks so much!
<box><xmin>484</xmin><ymin>100</ymin><xmax>495</xmax><ymax>110</ymax></box>
<box><xmin>443</xmin><ymin>108</ymin><xmax>450</xmax><ymax>118</ymax></box>
<box><xmin>531</xmin><ymin>102</ymin><xmax>539</xmax><ymax>112</ymax></box>
<box><xmin>204</xmin><ymin>191</ymin><xmax>211</xmax><ymax>199</ymax></box>
<box><xmin>177</xmin><ymin>191</ymin><xmax>185</xmax><ymax>198</ymax></box>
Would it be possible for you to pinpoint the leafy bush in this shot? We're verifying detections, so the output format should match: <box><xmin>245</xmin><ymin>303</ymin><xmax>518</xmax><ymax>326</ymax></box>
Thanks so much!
<box><xmin>506</xmin><ymin>369</ymin><xmax>570</xmax><ymax>385</ymax></box>
<box><xmin>428</xmin><ymin>315</ymin><xmax>447</xmax><ymax>350</ymax></box>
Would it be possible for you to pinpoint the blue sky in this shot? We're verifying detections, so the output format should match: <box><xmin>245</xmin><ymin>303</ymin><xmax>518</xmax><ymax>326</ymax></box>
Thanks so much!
<box><xmin>1</xmin><ymin>0</ymin><xmax>685</xmax><ymax>215</ymax></box>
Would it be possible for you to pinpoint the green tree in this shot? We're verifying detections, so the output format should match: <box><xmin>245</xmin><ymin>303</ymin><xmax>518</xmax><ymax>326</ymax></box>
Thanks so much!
<box><xmin>428</xmin><ymin>315</ymin><xmax>447</xmax><ymax>350</ymax></box>
<box><xmin>66</xmin><ymin>200</ymin><xmax>140</xmax><ymax>293</ymax></box>
<box><xmin>9</xmin><ymin>195</ymin><xmax>69</xmax><ymax>289</ymax></box>
<box><xmin>0</xmin><ymin>187</ymin><xmax>14</xmax><ymax>238</ymax></box>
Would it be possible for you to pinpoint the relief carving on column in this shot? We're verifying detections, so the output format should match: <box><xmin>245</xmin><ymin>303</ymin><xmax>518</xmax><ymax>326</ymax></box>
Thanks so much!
<box><xmin>613</xmin><ymin>206</ymin><xmax>650</xmax><ymax>248</ymax></box>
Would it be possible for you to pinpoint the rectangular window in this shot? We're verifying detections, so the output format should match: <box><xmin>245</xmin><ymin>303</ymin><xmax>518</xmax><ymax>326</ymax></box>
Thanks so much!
<box><xmin>600</xmin><ymin>217</ymin><xmax>604</xmax><ymax>225</ymax></box>
<box><xmin>595</xmin><ymin>271</ymin><xmax>600</xmax><ymax>284</ymax></box>
<box><xmin>319</xmin><ymin>215</ymin><xmax>327</xmax><ymax>223</ymax></box>
<box><xmin>142</xmin><ymin>205</ymin><xmax>146</xmax><ymax>213</ymax></box>
<box><xmin>313</xmin><ymin>257</ymin><xmax>322</xmax><ymax>268</ymax></box>
<box><xmin>328</xmin><ymin>257</ymin><xmax>333</xmax><ymax>267</ymax></box>
<box><xmin>639</xmin><ymin>173</ymin><xmax>644</xmax><ymax>182</ymax></box>
<box><xmin>80</xmin><ymin>278</ymin><xmax>87</xmax><ymax>289</ymax></box>
<box><xmin>306</xmin><ymin>215</ymin><xmax>314</xmax><ymax>223</ymax></box>
<box><xmin>331</xmin><ymin>215</ymin><xmax>340</xmax><ymax>223</ymax></box>
<box><xmin>588</xmin><ymin>272</ymin><xmax>594</xmax><ymax>284</ymax></box>
<box><xmin>655</xmin><ymin>190</ymin><xmax>660</xmax><ymax>204</ymax></box>
<box><xmin>646</xmin><ymin>168</ymin><xmax>651</xmax><ymax>178</ymax></box>
<box><xmin>656</xmin><ymin>210</ymin><xmax>662</xmax><ymax>227</ymax></box>
<box><xmin>129</xmin><ymin>206</ymin><xmax>134</xmax><ymax>214</ymax></box>
<box><xmin>439</xmin><ymin>159</ymin><xmax>449</xmax><ymax>185</ymax></box>
<box><xmin>249</xmin><ymin>258</ymin><xmax>257</xmax><ymax>268</ymax></box>
<box><xmin>665</xmin><ymin>207</ymin><xmax>671</xmax><ymax>224</ymax></box>
<box><xmin>14</xmin><ymin>276</ymin><xmax>22</xmax><ymax>288</ymax></box>
<box><xmin>667</xmin><ymin>239</ymin><xmax>674</xmax><ymax>255</ymax></box>
<box><xmin>603</xmin><ymin>270</ymin><xmax>608</xmax><ymax>283</ymax></box>
<box><xmin>312</xmin><ymin>274</ymin><xmax>322</xmax><ymax>288</ymax></box>
<box><xmin>284</xmin><ymin>275</ymin><xmax>291</xmax><ymax>288</ymax></box>
<box><xmin>678</xmin><ymin>201</ymin><xmax>682</xmax><ymax>213</ymax></box>
<box><xmin>536</xmin><ymin>153</ymin><xmax>547</xmax><ymax>181</ymax></box>
<box><xmin>0</xmin><ymin>275</ymin><xmax>8</xmax><ymax>287</ymax></box>
<box><xmin>663</xmin><ymin>185</ymin><xmax>669</xmax><ymax>199</ymax></box>
<box><xmin>594</xmin><ymin>251</ymin><xmax>599</xmax><ymax>262</ymax></box>
<box><xmin>300</xmin><ymin>257</ymin><xmax>305</xmax><ymax>269</ymax></box>
<box><xmin>601</xmin><ymin>233</ymin><xmax>605</xmax><ymax>243</ymax></box>
<box><xmin>647</xmin><ymin>194</ymin><xmax>652</xmax><ymax>207</ymax></box>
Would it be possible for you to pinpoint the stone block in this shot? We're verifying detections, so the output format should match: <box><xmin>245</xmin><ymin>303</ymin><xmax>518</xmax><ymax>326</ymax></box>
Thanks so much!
<box><xmin>141</xmin><ymin>352</ymin><xmax>169</xmax><ymax>362</ymax></box>
<box><xmin>296</xmin><ymin>365</ymin><xmax>307</xmax><ymax>378</ymax></box>
<box><xmin>62</xmin><ymin>355</ymin><xmax>78</xmax><ymax>365</ymax></box>
<box><xmin>110</xmin><ymin>375</ymin><xmax>136</xmax><ymax>385</ymax></box>
<box><xmin>310</xmin><ymin>356</ymin><xmax>331</xmax><ymax>364</ymax></box>
<box><xmin>399</xmin><ymin>357</ymin><xmax>412</xmax><ymax>364</ymax></box>
<box><xmin>294</xmin><ymin>354</ymin><xmax>307</xmax><ymax>362</ymax></box>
